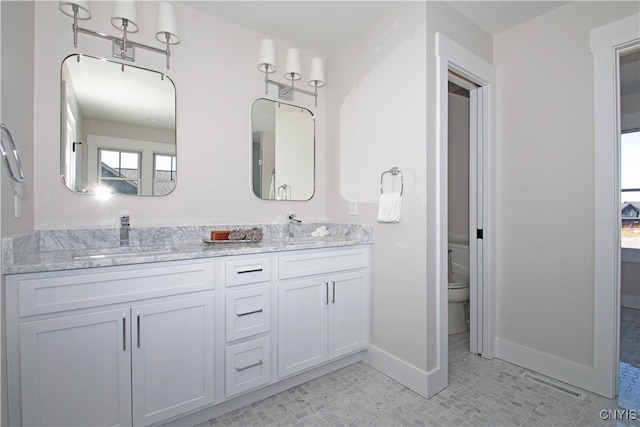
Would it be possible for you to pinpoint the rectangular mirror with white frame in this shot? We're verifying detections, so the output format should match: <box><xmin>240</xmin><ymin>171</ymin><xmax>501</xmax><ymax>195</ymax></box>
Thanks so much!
<box><xmin>60</xmin><ymin>54</ymin><xmax>177</xmax><ymax>196</ymax></box>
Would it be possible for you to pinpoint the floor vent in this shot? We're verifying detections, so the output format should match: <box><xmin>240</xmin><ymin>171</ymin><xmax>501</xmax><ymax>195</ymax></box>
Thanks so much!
<box><xmin>520</xmin><ymin>373</ymin><xmax>586</xmax><ymax>400</ymax></box>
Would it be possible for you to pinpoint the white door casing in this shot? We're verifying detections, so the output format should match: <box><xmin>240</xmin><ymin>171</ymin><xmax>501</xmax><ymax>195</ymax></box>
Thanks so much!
<box><xmin>434</xmin><ymin>32</ymin><xmax>496</xmax><ymax>395</ymax></box>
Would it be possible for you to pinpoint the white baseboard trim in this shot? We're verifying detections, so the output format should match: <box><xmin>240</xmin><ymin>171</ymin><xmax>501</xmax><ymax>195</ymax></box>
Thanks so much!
<box><xmin>621</xmin><ymin>294</ymin><xmax>640</xmax><ymax>310</ymax></box>
<box><xmin>363</xmin><ymin>344</ymin><xmax>431</xmax><ymax>398</ymax></box>
<box><xmin>495</xmin><ymin>338</ymin><xmax>596</xmax><ymax>394</ymax></box>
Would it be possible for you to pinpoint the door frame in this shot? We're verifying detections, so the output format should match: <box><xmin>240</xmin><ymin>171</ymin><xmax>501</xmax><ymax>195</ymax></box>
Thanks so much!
<box><xmin>591</xmin><ymin>13</ymin><xmax>640</xmax><ymax>398</ymax></box>
<box><xmin>434</xmin><ymin>33</ymin><xmax>496</xmax><ymax>390</ymax></box>
<box><xmin>447</xmin><ymin>72</ymin><xmax>485</xmax><ymax>355</ymax></box>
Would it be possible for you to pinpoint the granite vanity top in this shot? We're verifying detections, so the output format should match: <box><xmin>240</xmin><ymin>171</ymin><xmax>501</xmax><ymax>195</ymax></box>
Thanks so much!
<box><xmin>2</xmin><ymin>223</ymin><xmax>373</xmax><ymax>275</ymax></box>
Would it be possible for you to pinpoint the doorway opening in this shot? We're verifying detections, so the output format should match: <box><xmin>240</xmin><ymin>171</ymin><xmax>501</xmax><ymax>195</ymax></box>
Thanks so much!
<box><xmin>617</xmin><ymin>46</ymin><xmax>640</xmax><ymax>412</ymax></box>
<box><xmin>447</xmin><ymin>75</ymin><xmax>476</xmax><ymax>358</ymax></box>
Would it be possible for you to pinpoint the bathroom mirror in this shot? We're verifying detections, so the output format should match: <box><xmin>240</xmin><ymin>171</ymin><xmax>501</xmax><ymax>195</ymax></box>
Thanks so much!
<box><xmin>251</xmin><ymin>98</ymin><xmax>315</xmax><ymax>200</ymax></box>
<box><xmin>60</xmin><ymin>54</ymin><xmax>177</xmax><ymax>196</ymax></box>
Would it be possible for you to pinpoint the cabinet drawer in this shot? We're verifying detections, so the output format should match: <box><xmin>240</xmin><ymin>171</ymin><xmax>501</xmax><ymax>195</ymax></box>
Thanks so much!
<box><xmin>15</xmin><ymin>261</ymin><xmax>214</xmax><ymax>317</ymax></box>
<box><xmin>225</xmin><ymin>286</ymin><xmax>271</xmax><ymax>342</ymax></box>
<box><xmin>225</xmin><ymin>256</ymin><xmax>271</xmax><ymax>287</ymax></box>
<box><xmin>278</xmin><ymin>248</ymin><xmax>368</xmax><ymax>280</ymax></box>
<box><xmin>225</xmin><ymin>336</ymin><xmax>271</xmax><ymax>397</ymax></box>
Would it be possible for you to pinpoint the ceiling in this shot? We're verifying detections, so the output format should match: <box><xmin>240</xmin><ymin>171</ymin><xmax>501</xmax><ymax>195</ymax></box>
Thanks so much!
<box><xmin>181</xmin><ymin>1</ymin><xmax>571</xmax><ymax>56</ymax></box>
<box><xmin>445</xmin><ymin>1</ymin><xmax>570</xmax><ymax>36</ymax></box>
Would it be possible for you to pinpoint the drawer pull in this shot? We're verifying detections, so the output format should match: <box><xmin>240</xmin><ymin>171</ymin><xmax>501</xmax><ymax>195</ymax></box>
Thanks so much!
<box><xmin>236</xmin><ymin>308</ymin><xmax>263</xmax><ymax>317</ymax></box>
<box><xmin>237</xmin><ymin>268</ymin><xmax>263</xmax><ymax>275</ymax></box>
<box><xmin>236</xmin><ymin>360</ymin><xmax>263</xmax><ymax>371</ymax></box>
<box><xmin>122</xmin><ymin>317</ymin><xmax>127</xmax><ymax>351</ymax></box>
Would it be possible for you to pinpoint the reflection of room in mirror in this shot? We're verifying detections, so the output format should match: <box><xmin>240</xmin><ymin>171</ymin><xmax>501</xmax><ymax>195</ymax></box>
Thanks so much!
<box><xmin>60</xmin><ymin>54</ymin><xmax>176</xmax><ymax>196</ymax></box>
<box><xmin>251</xmin><ymin>98</ymin><xmax>315</xmax><ymax>201</ymax></box>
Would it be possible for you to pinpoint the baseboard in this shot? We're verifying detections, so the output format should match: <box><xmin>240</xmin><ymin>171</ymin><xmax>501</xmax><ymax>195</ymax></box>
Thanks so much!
<box><xmin>495</xmin><ymin>338</ymin><xmax>596</xmax><ymax>394</ymax></box>
<box><xmin>621</xmin><ymin>294</ymin><xmax>640</xmax><ymax>310</ymax></box>
<box><xmin>363</xmin><ymin>344</ymin><xmax>431</xmax><ymax>398</ymax></box>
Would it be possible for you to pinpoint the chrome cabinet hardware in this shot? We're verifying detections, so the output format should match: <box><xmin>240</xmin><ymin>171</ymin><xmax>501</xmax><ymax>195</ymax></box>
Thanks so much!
<box><xmin>236</xmin><ymin>308</ymin><xmax>263</xmax><ymax>317</ymax></box>
<box><xmin>237</xmin><ymin>268</ymin><xmax>263</xmax><ymax>274</ymax></box>
<box><xmin>236</xmin><ymin>360</ymin><xmax>263</xmax><ymax>372</ymax></box>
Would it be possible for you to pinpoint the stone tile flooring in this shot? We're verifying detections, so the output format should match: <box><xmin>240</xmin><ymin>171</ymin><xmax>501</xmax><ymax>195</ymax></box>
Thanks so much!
<box><xmin>201</xmin><ymin>320</ymin><xmax>640</xmax><ymax>426</ymax></box>
<box><xmin>621</xmin><ymin>307</ymin><xmax>640</xmax><ymax>367</ymax></box>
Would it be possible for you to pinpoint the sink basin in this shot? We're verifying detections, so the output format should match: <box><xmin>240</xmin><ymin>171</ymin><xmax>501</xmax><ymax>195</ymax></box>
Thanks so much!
<box><xmin>283</xmin><ymin>237</ymin><xmax>342</xmax><ymax>245</ymax></box>
<box><xmin>72</xmin><ymin>246</ymin><xmax>174</xmax><ymax>260</ymax></box>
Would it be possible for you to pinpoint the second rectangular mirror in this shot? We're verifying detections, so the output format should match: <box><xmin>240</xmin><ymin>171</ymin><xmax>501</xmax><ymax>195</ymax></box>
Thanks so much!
<box><xmin>251</xmin><ymin>98</ymin><xmax>315</xmax><ymax>201</ymax></box>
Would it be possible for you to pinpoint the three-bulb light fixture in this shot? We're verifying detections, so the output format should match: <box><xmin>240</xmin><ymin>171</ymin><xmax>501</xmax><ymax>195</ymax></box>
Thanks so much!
<box><xmin>258</xmin><ymin>39</ymin><xmax>325</xmax><ymax>106</ymax></box>
<box><xmin>59</xmin><ymin>0</ymin><xmax>180</xmax><ymax>69</ymax></box>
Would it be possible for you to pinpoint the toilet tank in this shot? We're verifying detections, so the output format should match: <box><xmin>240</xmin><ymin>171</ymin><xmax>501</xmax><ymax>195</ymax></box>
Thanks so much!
<box><xmin>448</xmin><ymin>242</ymin><xmax>469</xmax><ymax>275</ymax></box>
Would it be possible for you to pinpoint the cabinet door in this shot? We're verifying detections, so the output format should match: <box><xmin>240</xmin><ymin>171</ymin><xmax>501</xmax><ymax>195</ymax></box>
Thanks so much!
<box><xmin>20</xmin><ymin>309</ymin><xmax>132</xmax><ymax>427</ymax></box>
<box><xmin>131</xmin><ymin>294</ymin><xmax>215</xmax><ymax>426</ymax></box>
<box><xmin>278</xmin><ymin>278</ymin><xmax>328</xmax><ymax>378</ymax></box>
<box><xmin>328</xmin><ymin>270</ymin><xmax>369</xmax><ymax>359</ymax></box>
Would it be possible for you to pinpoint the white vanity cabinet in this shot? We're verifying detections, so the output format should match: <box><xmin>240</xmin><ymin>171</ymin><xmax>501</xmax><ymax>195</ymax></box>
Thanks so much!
<box><xmin>6</xmin><ymin>260</ymin><xmax>215</xmax><ymax>427</ymax></box>
<box><xmin>277</xmin><ymin>247</ymin><xmax>369</xmax><ymax>378</ymax></box>
<box><xmin>223</xmin><ymin>256</ymin><xmax>274</xmax><ymax>398</ymax></box>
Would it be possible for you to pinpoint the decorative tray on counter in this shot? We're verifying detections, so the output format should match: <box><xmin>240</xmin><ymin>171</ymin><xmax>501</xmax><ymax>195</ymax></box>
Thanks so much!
<box><xmin>202</xmin><ymin>238</ymin><xmax>261</xmax><ymax>244</ymax></box>
<box><xmin>203</xmin><ymin>227</ymin><xmax>263</xmax><ymax>244</ymax></box>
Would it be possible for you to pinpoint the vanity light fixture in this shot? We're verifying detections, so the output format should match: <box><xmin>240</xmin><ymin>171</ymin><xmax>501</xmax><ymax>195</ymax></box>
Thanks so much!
<box><xmin>258</xmin><ymin>39</ymin><xmax>325</xmax><ymax>106</ymax></box>
<box><xmin>59</xmin><ymin>0</ymin><xmax>180</xmax><ymax>69</ymax></box>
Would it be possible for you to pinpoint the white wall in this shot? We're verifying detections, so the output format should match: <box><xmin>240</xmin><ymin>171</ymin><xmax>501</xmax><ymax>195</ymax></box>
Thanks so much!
<box><xmin>325</xmin><ymin>1</ymin><xmax>491</xmax><ymax>377</ymax></box>
<box><xmin>494</xmin><ymin>1</ymin><xmax>640</xmax><ymax>367</ymax></box>
<box><xmin>1</xmin><ymin>2</ymin><xmax>35</xmax><ymax>425</ymax></box>
<box><xmin>32</xmin><ymin>1</ymin><xmax>326</xmax><ymax>229</ymax></box>
<box><xmin>1</xmin><ymin>1</ymin><xmax>35</xmax><ymax>237</ymax></box>
<box><xmin>448</xmin><ymin>89</ymin><xmax>470</xmax><ymax>243</ymax></box>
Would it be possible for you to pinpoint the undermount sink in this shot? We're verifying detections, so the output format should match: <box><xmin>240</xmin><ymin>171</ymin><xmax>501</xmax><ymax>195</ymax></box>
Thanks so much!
<box><xmin>72</xmin><ymin>246</ymin><xmax>174</xmax><ymax>260</ymax></box>
<box><xmin>283</xmin><ymin>236</ymin><xmax>341</xmax><ymax>244</ymax></box>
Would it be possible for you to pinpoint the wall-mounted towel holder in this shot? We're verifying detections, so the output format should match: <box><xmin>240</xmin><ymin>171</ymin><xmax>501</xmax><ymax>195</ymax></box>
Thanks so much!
<box><xmin>0</xmin><ymin>123</ymin><xmax>25</xmax><ymax>183</ymax></box>
<box><xmin>380</xmin><ymin>167</ymin><xmax>403</xmax><ymax>196</ymax></box>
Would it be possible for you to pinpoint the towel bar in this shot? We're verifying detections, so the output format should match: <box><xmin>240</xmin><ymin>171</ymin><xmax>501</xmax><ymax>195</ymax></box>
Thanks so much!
<box><xmin>380</xmin><ymin>167</ymin><xmax>403</xmax><ymax>196</ymax></box>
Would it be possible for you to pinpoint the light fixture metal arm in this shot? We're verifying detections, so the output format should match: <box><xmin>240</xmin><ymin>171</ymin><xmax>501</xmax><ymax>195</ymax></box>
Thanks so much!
<box><xmin>72</xmin><ymin>25</ymin><xmax>171</xmax><ymax>67</ymax></box>
<box><xmin>69</xmin><ymin>2</ymin><xmax>173</xmax><ymax>70</ymax></box>
<box><xmin>264</xmin><ymin>77</ymin><xmax>318</xmax><ymax>106</ymax></box>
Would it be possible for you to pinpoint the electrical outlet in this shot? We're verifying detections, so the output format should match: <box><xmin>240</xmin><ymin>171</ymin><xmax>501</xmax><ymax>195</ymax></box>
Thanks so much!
<box><xmin>14</xmin><ymin>187</ymin><xmax>22</xmax><ymax>219</ymax></box>
<box><xmin>349</xmin><ymin>199</ymin><xmax>358</xmax><ymax>216</ymax></box>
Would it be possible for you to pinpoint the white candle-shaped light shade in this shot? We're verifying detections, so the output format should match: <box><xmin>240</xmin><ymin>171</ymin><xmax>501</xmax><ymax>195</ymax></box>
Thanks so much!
<box><xmin>258</xmin><ymin>39</ymin><xmax>276</xmax><ymax>73</ymax></box>
<box><xmin>111</xmin><ymin>0</ymin><xmax>139</xmax><ymax>33</ymax></box>
<box><xmin>59</xmin><ymin>0</ymin><xmax>91</xmax><ymax>19</ymax></box>
<box><xmin>155</xmin><ymin>2</ymin><xmax>180</xmax><ymax>44</ymax></box>
<box><xmin>308</xmin><ymin>57</ymin><xmax>325</xmax><ymax>87</ymax></box>
<box><xmin>284</xmin><ymin>48</ymin><xmax>301</xmax><ymax>81</ymax></box>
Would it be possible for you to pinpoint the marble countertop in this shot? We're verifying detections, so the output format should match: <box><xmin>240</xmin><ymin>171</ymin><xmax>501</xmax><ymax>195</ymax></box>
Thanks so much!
<box><xmin>2</xmin><ymin>223</ymin><xmax>373</xmax><ymax>275</ymax></box>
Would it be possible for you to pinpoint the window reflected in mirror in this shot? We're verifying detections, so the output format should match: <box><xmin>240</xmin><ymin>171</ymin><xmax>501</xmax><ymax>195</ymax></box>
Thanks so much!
<box><xmin>251</xmin><ymin>98</ymin><xmax>315</xmax><ymax>201</ymax></box>
<box><xmin>60</xmin><ymin>54</ymin><xmax>176</xmax><ymax>196</ymax></box>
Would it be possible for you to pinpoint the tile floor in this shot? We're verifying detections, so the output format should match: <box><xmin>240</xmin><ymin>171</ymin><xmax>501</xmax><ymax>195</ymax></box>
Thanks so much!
<box><xmin>200</xmin><ymin>312</ymin><xmax>640</xmax><ymax>426</ymax></box>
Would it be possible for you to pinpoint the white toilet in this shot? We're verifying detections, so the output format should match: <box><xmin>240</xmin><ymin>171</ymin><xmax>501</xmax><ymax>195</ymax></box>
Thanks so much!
<box><xmin>448</xmin><ymin>244</ymin><xmax>470</xmax><ymax>335</ymax></box>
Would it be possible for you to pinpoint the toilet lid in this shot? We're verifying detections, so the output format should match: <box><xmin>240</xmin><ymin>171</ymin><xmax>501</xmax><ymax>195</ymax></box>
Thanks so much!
<box><xmin>448</xmin><ymin>281</ymin><xmax>469</xmax><ymax>289</ymax></box>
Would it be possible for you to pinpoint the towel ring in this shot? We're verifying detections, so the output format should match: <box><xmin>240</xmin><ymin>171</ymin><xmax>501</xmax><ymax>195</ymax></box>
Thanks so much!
<box><xmin>0</xmin><ymin>123</ymin><xmax>25</xmax><ymax>183</ymax></box>
<box><xmin>380</xmin><ymin>167</ymin><xmax>403</xmax><ymax>196</ymax></box>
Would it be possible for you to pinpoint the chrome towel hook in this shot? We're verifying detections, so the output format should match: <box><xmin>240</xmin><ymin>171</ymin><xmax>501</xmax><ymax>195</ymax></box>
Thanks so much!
<box><xmin>0</xmin><ymin>123</ymin><xmax>26</xmax><ymax>183</ymax></box>
<box><xmin>380</xmin><ymin>167</ymin><xmax>403</xmax><ymax>196</ymax></box>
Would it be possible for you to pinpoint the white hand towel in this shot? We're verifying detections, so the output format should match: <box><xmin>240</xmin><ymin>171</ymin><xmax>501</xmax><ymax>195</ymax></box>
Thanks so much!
<box><xmin>377</xmin><ymin>192</ymin><xmax>402</xmax><ymax>223</ymax></box>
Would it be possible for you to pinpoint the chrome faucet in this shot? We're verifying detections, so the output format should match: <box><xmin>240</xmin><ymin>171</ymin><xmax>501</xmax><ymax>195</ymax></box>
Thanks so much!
<box><xmin>288</xmin><ymin>214</ymin><xmax>302</xmax><ymax>238</ymax></box>
<box><xmin>119</xmin><ymin>215</ymin><xmax>130</xmax><ymax>247</ymax></box>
